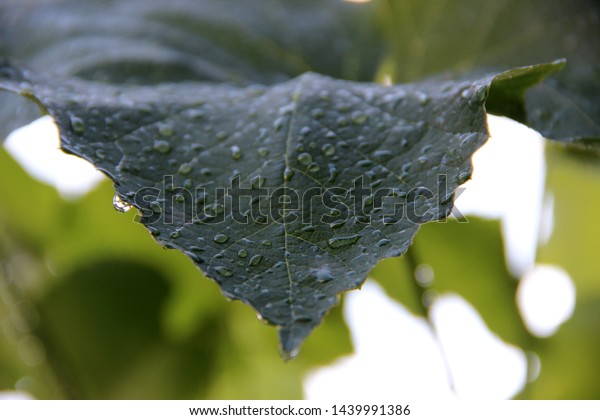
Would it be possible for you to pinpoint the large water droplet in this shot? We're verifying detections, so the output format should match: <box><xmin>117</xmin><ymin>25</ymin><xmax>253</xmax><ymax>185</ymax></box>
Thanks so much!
<box><xmin>311</xmin><ymin>109</ymin><xmax>325</xmax><ymax>119</ymax></box>
<box><xmin>178</xmin><ymin>162</ymin><xmax>193</xmax><ymax>175</ymax></box>
<box><xmin>415</xmin><ymin>91</ymin><xmax>430</xmax><ymax>105</ymax></box>
<box><xmin>252</xmin><ymin>176</ymin><xmax>266</xmax><ymax>189</ymax></box>
<box><xmin>216</xmin><ymin>266</ymin><xmax>233</xmax><ymax>277</ymax></box>
<box><xmin>337</xmin><ymin>116</ymin><xmax>349</xmax><ymax>127</ymax></box>
<box><xmin>321</xmin><ymin>143</ymin><xmax>336</xmax><ymax>157</ymax></box>
<box><xmin>284</xmin><ymin>167</ymin><xmax>295</xmax><ymax>182</ymax></box>
<box><xmin>158</xmin><ymin>123</ymin><xmax>174</xmax><ymax>137</ymax></box>
<box><xmin>352</xmin><ymin>112</ymin><xmax>368</xmax><ymax>125</ymax></box>
<box><xmin>230</xmin><ymin>145</ymin><xmax>242</xmax><ymax>160</ymax></box>
<box><xmin>237</xmin><ymin>249</ymin><xmax>248</xmax><ymax>258</ymax></box>
<box><xmin>249</xmin><ymin>255</ymin><xmax>263</xmax><ymax>266</ymax></box>
<box><xmin>458</xmin><ymin>170</ymin><xmax>471</xmax><ymax>184</ymax></box>
<box><xmin>213</xmin><ymin>233</ymin><xmax>228</xmax><ymax>244</ymax></box>
<box><xmin>301</xmin><ymin>225</ymin><xmax>315</xmax><ymax>233</ymax></box>
<box><xmin>373</xmin><ymin>150</ymin><xmax>393</xmax><ymax>159</ymax></box>
<box><xmin>273</xmin><ymin>117</ymin><xmax>285</xmax><ymax>131</ymax></box>
<box><xmin>328</xmin><ymin>164</ymin><xmax>339</xmax><ymax>183</ymax></box>
<box><xmin>261</xmin><ymin>240</ymin><xmax>273</xmax><ymax>247</ymax></box>
<box><xmin>315</xmin><ymin>267</ymin><xmax>334</xmax><ymax>283</ymax></box>
<box><xmin>377</xmin><ymin>238</ymin><xmax>391</xmax><ymax>247</ymax></box>
<box><xmin>153</xmin><ymin>140</ymin><xmax>171</xmax><ymax>154</ymax></box>
<box><xmin>327</xmin><ymin>234</ymin><xmax>360</xmax><ymax>249</ymax></box>
<box><xmin>307</xmin><ymin>162</ymin><xmax>320</xmax><ymax>173</ymax></box>
<box><xmin>69</xmin><ymin>116</ymin><xmax>85</xmax><ymax>134</ymax></box>
<box><xmin>112</xmin><ymin>195</ymin><xmax>132</xmax><ymax>212</ymax></box>
<box><xmin>149</xmin><ymin>201</ymin><xmax>162</xmax><ymax>213</ymax></box>
<box><xmin>329</xmin><ymin>220</ymin><xmax>345</xmax><ymax>229</ymax></box>
<box><xmin>257</xmin><ymin>147</ymin><xmax>270</xmax><ymax>157</ymax></box>
<box><xmin>186</xmin><ymin>109</ymin><xmax>205</xmax><ymax>119</ymax></box>
<box><xmin>297</xmin><ymin>152</ymin><xmax>313</xmax><ymax>166</ymax></box>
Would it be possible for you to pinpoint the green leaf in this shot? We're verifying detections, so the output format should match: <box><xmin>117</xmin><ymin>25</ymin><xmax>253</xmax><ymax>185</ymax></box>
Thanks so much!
<box><xmin>377</xmin><ymin>0</ymin><xmax>600</xmax><ymax>142</ymax></box>
<box><xmin>4</xmin><ymin>0</ymin><xmax>598</xmax><ymax>145</ymax></box>
<box><xmin>0</xmin><ymin>0</ymin><xmax>382</xmax><ymax>85</ymax></box>
<box><xmin>525</xmin><ymin>76</ymin><xmax>600</xmax><ymax>145</ymax></box>
<box><xmin>520</xmin><ymin>145</ymin><xmax>600</xmax><ymax>398</ymax></box>
<box><xmin>36</xmin><ymin>259</ymin><xmax>221</xmax><ymax>399</ymax></box>
<box><xmin>0</xmin><ymin>61</ymin><xmax>563</xmax><ymax>355</ymax></box>
<box><xmin>538</xmin><ymin>145</ymin><xmax>600</xmax><ymax>299</ymax></box>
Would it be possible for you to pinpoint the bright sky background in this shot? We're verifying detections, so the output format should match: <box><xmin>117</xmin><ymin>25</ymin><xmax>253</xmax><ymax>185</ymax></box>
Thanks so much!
<box><xmin>3</xmin><ymin>114</ymin><xmax>576</xmax><ymax>400</ymax></box>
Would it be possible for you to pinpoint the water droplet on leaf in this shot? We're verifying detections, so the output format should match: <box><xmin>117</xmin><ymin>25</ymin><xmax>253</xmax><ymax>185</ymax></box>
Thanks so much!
<box><xmin>298</xmin><ymin>153</ymin><xmax>313</xmax><ymax>166</ymax></box>
<box><xmin>329</xmin><ymin>220</ymin><xmax>345</xmax><ymax>229</ymax></box>
<box><xmin>230</xmin><ymin>145</ymin><xmax>242</xmax><ymax>160</ymax></box>
<box><xmin>112</xmin><ymin>195</ymin><xmax>132</xmax><ymax>212</ymax></box>
<box><xmin>216</xmin><ymin>267</ymin><xmax>233</xmax><ymax>277</ymax></box>
<box><xmin>214</xmin><ymin>233</ymin><xmax>229</xmax><ymax>244</ymax></box>
<box><xmin>284</xmin><ymin>167</ymin><xmax>295</xmax><ymax>181</ymax></box>
<box><xmin>178</xmin><ymin>162</ymin><xmax>193</xmax><ymax>175</ymax></box>
<box><xmin>249</xmin><ymin>255</ymin><xmax>263</xmax><ymax>266</ymax></box>
<box><xmin>158</xmin><ymin>123</ymin><xmax>174</xmax><ymax>137</ymax></box>
<box><xmin>153</xmin><ymin>140</ymin><xmax>171</xmax><ymax>154</ymax></box>
<box><xmin>307</xmin><ymin>162</ymin><xmax>320</xmax><ymax>173</ymax></box>
<box><xmin>69</xmin><ymin>116</ymin><xmax>85</xmax><ymax>134</ymax></box>
<box><xmin>327</xmin><ymin>235</ymin><xmax>360</xmax><ymax>249</ymax></box>
<box><xmin>321</xmin><ymin>143</ymin><xmax>336</xmax><ymax>157</ymax></box>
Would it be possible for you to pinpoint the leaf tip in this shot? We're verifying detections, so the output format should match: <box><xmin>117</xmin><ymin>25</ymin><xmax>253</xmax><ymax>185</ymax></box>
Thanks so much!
<box><xmin>278</xmin><ymin>320</ymin><xmax>319</xmax><ymax>361</ymax></box>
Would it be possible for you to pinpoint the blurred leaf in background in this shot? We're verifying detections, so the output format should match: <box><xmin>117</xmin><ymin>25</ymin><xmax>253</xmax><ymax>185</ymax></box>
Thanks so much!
<box><xmin>528</xmin><ymin>146</ymin><xmax>600</xmax><ymax>399</ymax></box>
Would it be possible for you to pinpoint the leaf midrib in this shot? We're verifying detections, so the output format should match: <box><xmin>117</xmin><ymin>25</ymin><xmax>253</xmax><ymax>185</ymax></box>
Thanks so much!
<box><xmin>281</xmin><ymin>81</ymin><xmax>304</xmax><ymax>331</ymax></box>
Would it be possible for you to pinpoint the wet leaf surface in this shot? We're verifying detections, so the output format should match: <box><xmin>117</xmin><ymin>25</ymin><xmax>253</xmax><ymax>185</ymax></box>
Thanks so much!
<box><xmin>0</xmin><ymin>62</ymin><xmax>562</xmax><ymax>354</ymax></box>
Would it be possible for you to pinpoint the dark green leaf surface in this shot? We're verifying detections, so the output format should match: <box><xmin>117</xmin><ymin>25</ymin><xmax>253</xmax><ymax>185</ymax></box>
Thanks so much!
<box><xmin>0</xmin><ymin>61</ymin><xmax>562</xmax><ymax>355</ymax></box>
<box><xmin>377</xmin><ymin>0</ymin><xmax>600</xmax><ymax>142</ymax></box>
<box><xmin>2</xmin><ymin>0</ymin><xmax>598</xmax><ymax>145</ymax></box>
<box><xmin>0</xmin><ymin>0</ymin><xmax>381</xmax><ymax>85</ymax></box>
<box><xmin>0</xmin><ymin>0</ymin><xmax>382</xmax><ymax>144</ymax></box>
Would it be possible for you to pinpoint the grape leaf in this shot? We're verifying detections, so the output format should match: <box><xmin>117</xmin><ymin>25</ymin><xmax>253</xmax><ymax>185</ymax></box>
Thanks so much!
<box><xmin>0</xmin><ymin>61</ymin><xmax>563</xmax><ymax>356</ymax></box>
<box><xmin>377</xmin><ymin>0</ymin><xmax>600</xmax><ymax>143</ymax></box>
<box><xmin>0</xmin><ymin>0</ymin><xmax>382</xmax><ymax>142</ymax></box>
